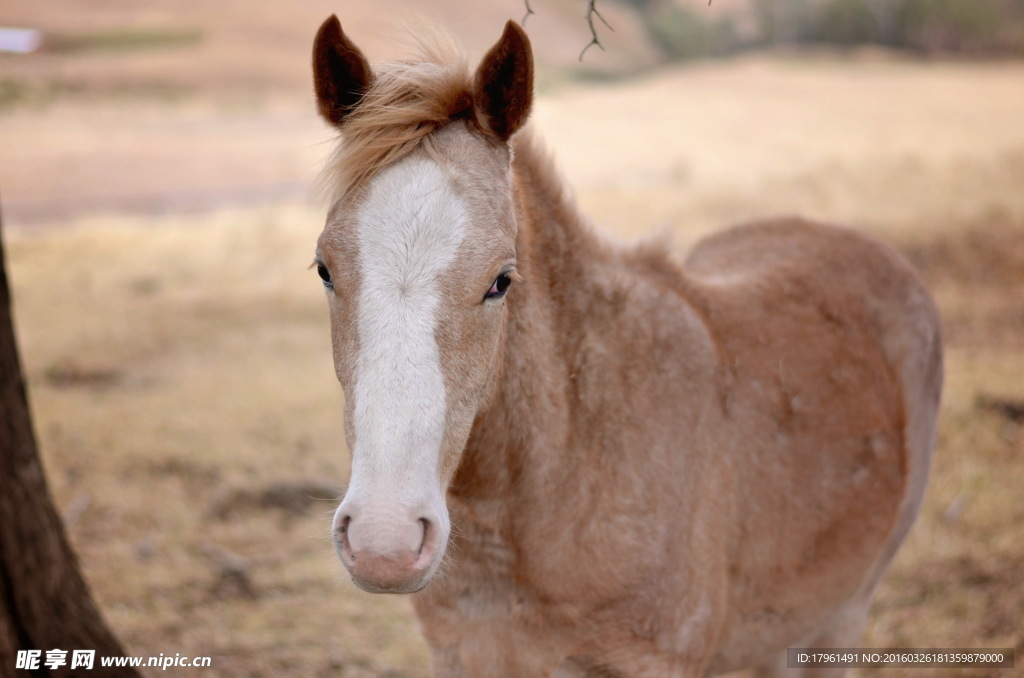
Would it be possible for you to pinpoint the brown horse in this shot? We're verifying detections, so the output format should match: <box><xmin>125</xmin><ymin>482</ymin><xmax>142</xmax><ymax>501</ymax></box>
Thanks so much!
<box><xmin>309</xmin><ymin>16</ymin><xmax>942</xmax><ymax>677</ymax></box>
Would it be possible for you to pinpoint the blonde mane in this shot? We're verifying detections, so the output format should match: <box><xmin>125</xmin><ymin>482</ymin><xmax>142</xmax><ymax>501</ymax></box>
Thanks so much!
<box><xmin>317</xmin><ymin>34</ymin><xmax>474</xmax><ymax>204</ymax></box>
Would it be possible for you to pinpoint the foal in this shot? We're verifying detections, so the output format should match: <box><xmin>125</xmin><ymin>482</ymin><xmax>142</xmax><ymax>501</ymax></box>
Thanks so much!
<box><xmin>309</xmin><ymin>16</ymin><xmax>943</xmax><ymax>677</ymax></box>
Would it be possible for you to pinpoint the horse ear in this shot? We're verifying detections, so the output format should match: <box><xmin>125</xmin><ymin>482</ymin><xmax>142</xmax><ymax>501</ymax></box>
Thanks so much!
<box><xmin>312</xmin><ymin>15</ymin><xmax>373</xmax><ymax>127</ymax></box>
<box><xmin>473</xmin><ymin>21</ymin><xmax>534</xmax><ymax>141</ymax></box>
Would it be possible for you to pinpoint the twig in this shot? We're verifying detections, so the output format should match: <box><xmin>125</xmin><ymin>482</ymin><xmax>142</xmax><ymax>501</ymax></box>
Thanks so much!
<box><xmin>522</xmin><ymin>0</ymin><xmax>535</xmax><ymax>25</ymax></box>
<box><xmin>580</xmin><ymin>0</ymin><xmax>614</xmax><ymax>61</ymax></box>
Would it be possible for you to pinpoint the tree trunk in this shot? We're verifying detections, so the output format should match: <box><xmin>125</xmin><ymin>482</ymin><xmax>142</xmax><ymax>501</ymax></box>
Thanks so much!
<box><xmin>0</xmin><ymin>204</ymin><xmax>140</xmax><ymax>677</ymax></box>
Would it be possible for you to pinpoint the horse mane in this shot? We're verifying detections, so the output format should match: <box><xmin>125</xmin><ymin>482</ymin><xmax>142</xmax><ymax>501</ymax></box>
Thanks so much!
<box><xmin>317</xmin><ymin>30</ymin><xmax>475</xmax><ymax>204</ymax></box>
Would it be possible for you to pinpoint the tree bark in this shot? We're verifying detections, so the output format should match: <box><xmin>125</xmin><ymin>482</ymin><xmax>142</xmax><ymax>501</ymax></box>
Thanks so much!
<box><xmin>0</xmin><ymin>203</ymin><xmax>141</xmax><ymax>677</ymax></box>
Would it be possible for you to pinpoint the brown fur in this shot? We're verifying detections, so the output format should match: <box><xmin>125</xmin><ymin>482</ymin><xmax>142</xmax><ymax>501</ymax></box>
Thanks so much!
<box><xmin>311</xmin><ymin>20</ymin><xmax>943</xmax><ymax>677</ymax></box>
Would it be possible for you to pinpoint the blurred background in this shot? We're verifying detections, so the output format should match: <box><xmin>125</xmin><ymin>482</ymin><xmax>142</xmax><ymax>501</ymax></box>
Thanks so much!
<box><xmin>1</xmin><ymin>0</ymin><xmax>1022</xmax><ymax>676</ymax></box>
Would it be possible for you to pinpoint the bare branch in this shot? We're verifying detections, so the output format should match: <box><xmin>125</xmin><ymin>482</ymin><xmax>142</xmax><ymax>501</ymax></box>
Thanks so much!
<box><xmin>580</xmin><ymin>0</ymin><xmax>614</xmax><ymax>61</ymax></box>
<box><xmin>522</xmin><ymin>0</ymin><xmax>535</xmax><ymax>26</ymax></box>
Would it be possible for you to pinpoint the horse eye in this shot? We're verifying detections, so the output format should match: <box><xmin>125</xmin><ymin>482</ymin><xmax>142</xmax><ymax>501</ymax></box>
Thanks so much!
<box><xmin>317</xmin><ymin>263</ymin><xmax>333</xmax><ymax>287</ymax></box>
<box><xmin>485</xmin><ymin>273</ymin><xmax>512</xmax><ymax>300</ymax></box>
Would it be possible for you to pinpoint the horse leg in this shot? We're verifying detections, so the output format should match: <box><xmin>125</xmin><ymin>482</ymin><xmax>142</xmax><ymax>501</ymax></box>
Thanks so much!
<box><xmin>750</xmin><ymin>595</ymin><xmax>872</xmax><ymax>678</ymax></box>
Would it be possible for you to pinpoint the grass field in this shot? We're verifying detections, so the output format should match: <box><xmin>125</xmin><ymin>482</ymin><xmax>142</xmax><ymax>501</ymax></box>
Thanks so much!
<box><xmin>3</xmin><ymin>4</ymin><xmax>1024</xmax><ymax>675</ymax></box>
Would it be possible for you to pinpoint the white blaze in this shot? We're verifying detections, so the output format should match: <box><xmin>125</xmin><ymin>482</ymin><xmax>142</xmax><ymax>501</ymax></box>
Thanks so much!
<box><xmin>347</xmin><ymin>154</ymin><xmax>466</xmax><ymax>521</ymax></box>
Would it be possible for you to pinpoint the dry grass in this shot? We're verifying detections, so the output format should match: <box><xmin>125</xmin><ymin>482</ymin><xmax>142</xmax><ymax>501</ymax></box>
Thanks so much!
<box><xmin>3</xmin><ymin>27</ymin><xmax>1024</xmax><ymax>678</ymax></box>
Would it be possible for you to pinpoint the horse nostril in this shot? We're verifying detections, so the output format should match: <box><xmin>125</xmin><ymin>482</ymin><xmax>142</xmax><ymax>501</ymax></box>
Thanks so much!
<box><xmin>417</xmin><ymin>517</ymin><xmax>431</xmax><ymax>558</ymax></box>
<box><xmin>335</xmin><ymin>515</ymin><xmax>353</xmax><ymax>558</ymax></box>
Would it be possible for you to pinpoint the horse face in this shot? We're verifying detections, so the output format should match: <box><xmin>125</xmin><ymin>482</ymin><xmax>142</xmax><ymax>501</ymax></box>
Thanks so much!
<box><xmin>313</xmin><ymin>17</ymin><xmax>532</xmax><ymax>594</ymax></box>
<box><xmin>316</xmin><ymin>129</ymin><xmax>518</xmax><ymax>593</ymax></box>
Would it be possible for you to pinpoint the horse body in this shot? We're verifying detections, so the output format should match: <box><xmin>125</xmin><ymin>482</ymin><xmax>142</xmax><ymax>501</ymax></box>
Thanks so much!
<box><xmin>309</xmin><ymin>17</ymin><xmax>942</xmax><ymax>676</ymax></box>
<box><xmin>411</xmin><ymin>137</ymin><xmax>940</xmax><ymax>677</ymax></box>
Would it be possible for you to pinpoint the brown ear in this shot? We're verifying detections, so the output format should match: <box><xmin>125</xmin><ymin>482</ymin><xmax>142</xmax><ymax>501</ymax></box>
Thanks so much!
<box><xmin>312</xmin><ymin>15</ymin><xmax>372</xmax><ymax>127</ymax></box>
<box><xmin>473</xmin><ymin>21</ymin><xmax>533</xmax><ymax>141</ymax></box>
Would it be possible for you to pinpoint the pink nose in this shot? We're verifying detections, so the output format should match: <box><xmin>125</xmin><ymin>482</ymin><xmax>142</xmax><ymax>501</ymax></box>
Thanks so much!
<box><xmin>335</xmin><ymin>515</ymin><xmax>440</xmax><ymax>593</ymax></box>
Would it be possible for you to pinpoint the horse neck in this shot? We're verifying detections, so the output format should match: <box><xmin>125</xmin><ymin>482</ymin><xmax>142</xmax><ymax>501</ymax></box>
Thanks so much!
<box><xmin>450</xmin><ymin>130</ymin><xmax>600</xmax><ymax>515</ymax></box>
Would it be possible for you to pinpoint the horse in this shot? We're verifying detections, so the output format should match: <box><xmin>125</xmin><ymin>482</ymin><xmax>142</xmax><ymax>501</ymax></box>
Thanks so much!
<box><xmin>309</xmin><ymin>16</ymin><xmax>943</xmax><ymax>677</ymax></box>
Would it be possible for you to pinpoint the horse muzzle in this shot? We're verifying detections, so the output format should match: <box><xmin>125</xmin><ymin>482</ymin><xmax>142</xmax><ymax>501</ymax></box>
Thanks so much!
<box><xmin>333</xmin><ymin>497</ymin><xmax>448</xmax><ymax>593</ymax></box>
